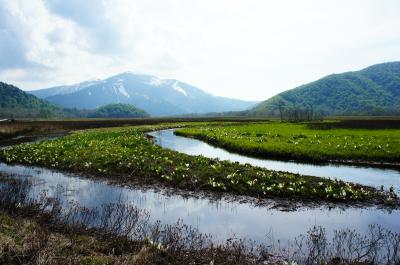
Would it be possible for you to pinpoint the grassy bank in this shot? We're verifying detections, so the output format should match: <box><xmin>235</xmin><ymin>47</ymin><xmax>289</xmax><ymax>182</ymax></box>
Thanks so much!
<box><xmin>175</xmin><ymin>121</ymin><xmax>400</xmax><ymax>165</ymax></box>
<box><xmin>0</xmin><ymin>124</ymin><xmax>397</xmax><ymax>205</ymax></box>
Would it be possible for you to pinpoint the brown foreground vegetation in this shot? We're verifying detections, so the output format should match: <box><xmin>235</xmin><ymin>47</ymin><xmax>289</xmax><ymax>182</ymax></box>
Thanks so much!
<box><xmin>0</xmin><ymin>117</ymin><xmax>267</xmax><ymax>141</ymax></box>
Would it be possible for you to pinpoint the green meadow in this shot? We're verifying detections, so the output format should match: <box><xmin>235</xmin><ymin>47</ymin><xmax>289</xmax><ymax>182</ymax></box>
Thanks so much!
<box><xmin>175</xmin><ymin>121</ymin><xmax>400</xmax><ymax>164</ymax></box>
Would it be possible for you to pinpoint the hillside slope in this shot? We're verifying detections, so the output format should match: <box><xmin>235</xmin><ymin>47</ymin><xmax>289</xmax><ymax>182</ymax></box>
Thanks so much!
<box><xmin>252</xmin><ymin>62</ymin><xmax>400</xmax><ymax>116</ymax></box>
<box><xmin>31</xmin><ymin>73</ymin><xmax>258</xmax><ymax>116</ymax></box>
<box><xmin>0</xmin><ymin>82</ymin><xmax>64</xmax><ymax>118</ymax></box>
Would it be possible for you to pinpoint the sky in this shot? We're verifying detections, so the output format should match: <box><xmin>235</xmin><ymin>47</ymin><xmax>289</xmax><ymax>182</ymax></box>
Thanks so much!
<box><xmin>0</xmin><ymin>0</ymin><xmax>400</xmax><ymax>101</ymax></box>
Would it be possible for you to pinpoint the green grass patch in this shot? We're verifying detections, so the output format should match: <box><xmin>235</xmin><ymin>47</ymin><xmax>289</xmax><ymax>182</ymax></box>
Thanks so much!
<box><xmin>0</xmin><ymin>124</ymin><xmax>397</xmax><ymax>204</ymax></box>
<box><xmin>175</xmin><ymin>121</ymin><xmax>400</xmax><ymax>164</ymax></box>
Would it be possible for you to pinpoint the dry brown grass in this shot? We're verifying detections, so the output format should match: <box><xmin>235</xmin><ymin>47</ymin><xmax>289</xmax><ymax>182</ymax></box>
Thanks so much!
<box><xmin>0</xmin><ymin>213</ymin><xmax>180</xmax><ymax>265</ymax></box>
<box><xmin>0</xmin><ymin>117</ymin><xmax>264</xmax><ymax>141</ymax></box>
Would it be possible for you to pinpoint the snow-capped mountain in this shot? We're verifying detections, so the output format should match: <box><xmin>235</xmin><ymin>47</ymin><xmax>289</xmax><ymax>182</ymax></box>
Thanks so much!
<box><xmin>30</xmin><ymin>73</ymin><xmax>258</xmax><ymax>116</ymax></box>
<box><xmin>31</xmin><ymin>80</ymin><xmax>102</xmax><ymax>98</ymax></box>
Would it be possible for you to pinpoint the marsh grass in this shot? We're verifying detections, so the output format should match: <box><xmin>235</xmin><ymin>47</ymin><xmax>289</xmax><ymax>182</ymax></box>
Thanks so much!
<box><xmin>175</xmin><ymin>121</ymin><xmax>400</xmax><ymax>164</ymax></box>
<box><xmin>0</xmin><ymin>118</ymin><xmax>261</xmax><ymax>140</ymax></box>
<box><xmin>0</xmin><ymin>124</ymin><xmax>35</xmax><ymax>140</ymax></box>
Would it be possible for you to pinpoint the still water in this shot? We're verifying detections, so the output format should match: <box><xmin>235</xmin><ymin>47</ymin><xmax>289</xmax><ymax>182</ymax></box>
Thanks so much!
<box><xmin>148</xmin><ymin>129</ymin><xmax>400</xmax><ymax>194</ymax></box>
<box><xmin>0</xmin><ymin>162</ymin><xmax>399</xmax><ymax>244</ymax></box>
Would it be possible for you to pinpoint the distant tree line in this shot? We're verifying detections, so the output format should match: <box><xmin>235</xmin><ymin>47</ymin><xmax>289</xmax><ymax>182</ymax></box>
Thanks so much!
<box><xmin>276</xmin><ymin>100</ymin><xmax>324</xmax><ymax>122</ymax></box>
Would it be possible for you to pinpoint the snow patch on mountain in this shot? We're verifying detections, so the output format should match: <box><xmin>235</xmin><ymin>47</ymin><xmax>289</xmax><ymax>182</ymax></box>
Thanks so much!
<box><xmin>66</xmin><ymin>80</ymin><xmax>102</xmax><ymax>94</ymax></box>
<box><xmin>172</xmin><ymin>81</ymin><xmax>188</xmax><ymax>96</ymax></box>
<box><xmin>112</xmin><ymin>79</ymin><xmax>130</xmax><ymax>98</ymax></box>
<box><xmin>149</xmin><ymin>77</ymin><xmax>165</xmax><ymax>87</ymax></box>
<box><xmin>118</xmin><ymin>86</ymin><xmax>130</xmax><ymax>98</ymax></box>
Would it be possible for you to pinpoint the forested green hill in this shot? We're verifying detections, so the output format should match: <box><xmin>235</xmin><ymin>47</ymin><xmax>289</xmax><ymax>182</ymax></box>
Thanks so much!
<box><xmin>251</xmin><ymin>62</ymin><xmax>400</xmax><ymax>116</ymax></box>
<box><xmin>0</xmin><ymin>82</ymin><xmax>64</xmax><ymax>118</ymax></box>
<box><xmin>88</xmin><ymin>104</ymin><xmax>149</xmax><ymax>118</ymax></box>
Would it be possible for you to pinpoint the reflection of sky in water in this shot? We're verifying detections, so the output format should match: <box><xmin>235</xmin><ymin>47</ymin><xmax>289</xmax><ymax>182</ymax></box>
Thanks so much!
<box><xmin>149</xmin><ymin>129</ymin><xmax>400</xmax><ymax>193</ymax></box>
<box><xmin>1</xmin><ymin>163</ymin><xmax>399</xmax><ymax>244</ymax></box>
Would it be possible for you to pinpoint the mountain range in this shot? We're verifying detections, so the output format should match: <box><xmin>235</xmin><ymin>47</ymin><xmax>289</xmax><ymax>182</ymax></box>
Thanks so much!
<box><xmin>251</xmin><ymin>62</ymin><xmax>400</xmax><ymax>116</ymax></box>
<box><xmin>2</xmin><ymin>62</ymin><xmax>399</xmax><ymax>119</ymax></box>
<box><xmin>31</xmin><ymin>73</ymin><xmax>258</xmax><ymax>116</ymax></box>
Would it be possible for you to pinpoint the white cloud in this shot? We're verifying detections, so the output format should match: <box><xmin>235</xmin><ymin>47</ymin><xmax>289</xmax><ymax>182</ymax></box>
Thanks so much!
<box><xmin>0</xmin><ymin>0</ymin><xmax>399</xmax><ymax>100</ymax></box>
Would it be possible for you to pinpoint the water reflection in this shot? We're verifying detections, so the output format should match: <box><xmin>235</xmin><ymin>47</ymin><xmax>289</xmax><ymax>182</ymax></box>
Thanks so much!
<box><xmin>149</xmin><ymin>129</ymin><xmax>400</xmax><ymax>193</ymax></box>
<box><xmin>1</xmin><ymin>163</ymin><xmax>399</xmax><ymax>244</ymax></box>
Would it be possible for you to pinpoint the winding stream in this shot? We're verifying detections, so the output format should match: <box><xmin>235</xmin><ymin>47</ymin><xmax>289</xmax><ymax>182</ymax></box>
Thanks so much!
<box><xmin>148</xmin><ymin>129</ymin><xmax>400</xmax><ymax>193</ymax></box>
<box><xmin>1</xmin><ymin>162</ymin><xmax>399</xmax><ymax>245</ymax></box>
<box><xmin>0</xmin><ymin>129</ymin><xmax>399</xmax><ymax>245</ymax></box>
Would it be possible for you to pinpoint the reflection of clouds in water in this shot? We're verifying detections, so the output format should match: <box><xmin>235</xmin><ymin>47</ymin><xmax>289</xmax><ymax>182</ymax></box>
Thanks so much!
<box><xmin>151</xmin><ymin>130</ymin><xmax>400</xmax><ymax>192</ymax></box>
<box><xmin>1</xmin><ymin>162</ymin><xmax>400</xmax><ymax>244</ymax></box>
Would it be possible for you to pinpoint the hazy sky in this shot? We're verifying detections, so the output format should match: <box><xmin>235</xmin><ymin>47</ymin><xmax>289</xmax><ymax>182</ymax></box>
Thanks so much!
<box><xmin>1</xmin><ymin>0</ymin><xmax>399</xmax><ymax>100</ymax></box>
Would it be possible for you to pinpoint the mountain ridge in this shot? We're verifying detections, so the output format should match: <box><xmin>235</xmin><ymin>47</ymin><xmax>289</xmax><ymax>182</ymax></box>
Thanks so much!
<box><xmin>30</xmin><ymin>73</ymin><xmax>258</xmax><ymax>116</ymax></box>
